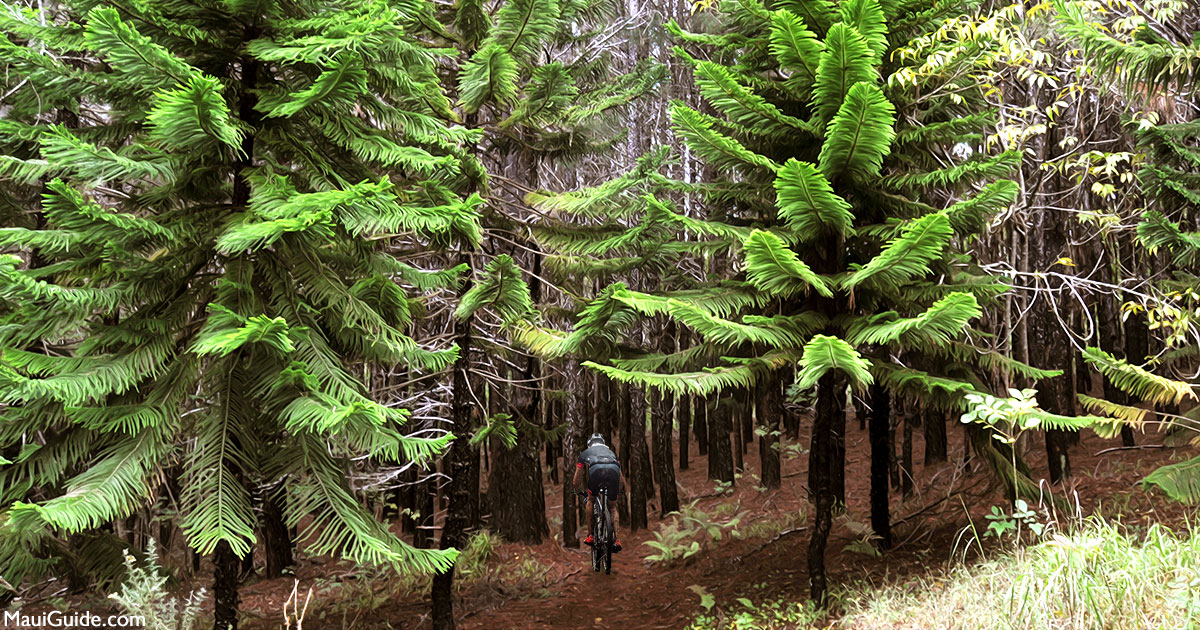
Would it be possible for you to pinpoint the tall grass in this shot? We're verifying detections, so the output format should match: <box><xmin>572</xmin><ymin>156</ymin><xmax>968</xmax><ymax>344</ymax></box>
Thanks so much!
<box><xmin>839</xmin><ymin>519</ymin><xmax>1200</xmax><ymax>629</ymax></box>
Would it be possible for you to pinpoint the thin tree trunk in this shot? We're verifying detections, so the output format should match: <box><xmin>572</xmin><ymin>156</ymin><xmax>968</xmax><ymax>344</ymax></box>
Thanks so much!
<box><xmin>651</xmin><ymin>389</ymin><xmax>679</xmax><ymax>517</ymax></box>
<box><xmin>679</xmin><ymin>394</ymin><xmax>691</xmax><ymax>471</ymax></box>
<box><xmin>869</xmin><ymin>384</ymin><xmax>891</xmax><ymax>550</ymax></box>
<box><xmin>808</xmin><ymin>373</ymin><xmax>836</xmax><ymax>603</ymax></box>
<box><xmin>707</xmin><ymin>397</ymin><xmax>735</xmax><ymax>484</ymax></box>
<box><xmin>431</xmin><ymin>275</ymin><xmax>476</xmax><ymax>630</ymax></box>
<box><xmin>212</xmin><ymin>541</ymin><xmax>240</xmax><ymax>630</ymax></box>
<box><xmin>901</xmin><ymin>404</ymin><xmax>914</xmax><ymax>498</ymax></box>
<box><xmin>757</xmin><ymin>376</ymin><xmax>782</xmax><ymax>489</ymax></box>
<box><xmin>923</xmin><ymin>405</ymin><xmax>947</xmax><ymax>464</ymax></box>
<box><xmin>261</xmin><ymin>490</ymin><xmax>293</xmax><ymax>579</ymax></box>
<box><xmin>628</xmin><ymin>388</ymin><xmax>651</xmax><ymax>531</ymax></box>
<box><xmin>831</xmin><ymin>381</ymin><xmax>847</xmax><ymax>506</ymax></box>
<box><xmin>694</xmin><ymin>395</ymin><xmax>709</xmax><ymax>456</ymax></box>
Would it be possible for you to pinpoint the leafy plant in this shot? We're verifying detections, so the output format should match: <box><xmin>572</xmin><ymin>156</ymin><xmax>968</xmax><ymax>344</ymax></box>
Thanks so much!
<box><xmin>108</xmin><ymin>539</ymin><xmax>206</xmax><ymax>630</ymax></box>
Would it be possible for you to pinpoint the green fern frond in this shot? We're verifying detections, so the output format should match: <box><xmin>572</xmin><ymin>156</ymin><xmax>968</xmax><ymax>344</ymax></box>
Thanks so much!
<box><xmin>1142</xmin><ymin>455</ymin><xmax>1200</xmax><ymax>505</ymax></box>
<box><xmin>1081</xmin><ymin>347</ymin><xmax>1197</xmax><ymax>406</ymax></box>
<box><xmin>818</xmin><ymin>81</ymin><xmax>895</xmax><ymax>181</ymax></box>
<box><xmin>838</xmin><ymin>0</ymin><xmax>887</xmax><ymax>62</ymax></box>
<box><xmin>455</xmin><ymin>254</ymin><xmax>535</xmax><ymax>325</ymax></box>
<box><xmin>458</xmin><ymin>44</ymin><xmax>520</xmax><ymax>113</ymax></box>
<box><xmin>669</xmin><ymin>103</ymin><xmax>780</xmax><ymax>175</ymax></box>
<box><xmin>742</xmin><ymin>229</ymin><xmax>834</xmax><ymax>298</ymax></box>
<box><xmin>259</xmin><ymin>54</ymin><xmax>368</xmax><ymax>118</ymax></box>
<box><xmin>695</xmin><ymin>61</ymin><xmax>814</xmax><ymax>137</ymax></box>
<box><xmin>769</xmin><ymin>10</ymin><xmax>823</xmax><ymax>97</ymax></box>
<box><xmin>795</xmin><ymin>334</ymin><xmax>872</xmax><ymax>390</ymax></box>
<box><xmin>811</xmin><ymin>23</ymin><xmax>877</xmax><ymax>130</ymax></box>
<box><xmin>147</xmin><ymin>74</ymin><xmax>243</xmax><ymax>151</ymax></box>
<box><xmin>1077</xmin><ymin>393</ymin><xmax>1152</xmax><ymax>430</ymax></box>
<box><xmin>487</xmin><ymin>0</ymin><xmax>561</xmax><ymax>60</ymax></box>
<box><xmin>843</xmin><ymin>212</ymin><xmax>951</xmax><ymax>290</ymax></box>
<box><xmin>775</xmin><ymin>0</ymin><xmax>835</xmax><ymax>36</ymax></box>
<box><xmin>469</xmin><ymin>413</ymin><xmax>518</xmax><ymax>449</ymax></box>
<box><xmin>847</xmin><ymin>292</ymin><xmax>981</xmax><ymax>348</ymax></box>
<box><xmin>1137</xmin><ymin>211</ymin><xmax>1200</xmax><ymax>267</ymax></box>
<box><xmin>774</xmin><ymin>159</ymin><xmax>854</xmax><ymax>240</ymax></box>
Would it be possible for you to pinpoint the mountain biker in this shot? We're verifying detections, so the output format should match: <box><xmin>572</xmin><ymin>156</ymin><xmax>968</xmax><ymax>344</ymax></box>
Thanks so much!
<box><xmin>573</xmin><ymin>433</ymin><xmax>625</xmax><ymax>552</ymax></box>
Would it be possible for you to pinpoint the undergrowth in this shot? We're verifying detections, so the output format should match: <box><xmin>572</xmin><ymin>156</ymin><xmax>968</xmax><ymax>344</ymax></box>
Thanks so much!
<box><xmin>685</xmin><ymin>519</ymin><xmax>1200</xmax><ymax>629</ymax></box>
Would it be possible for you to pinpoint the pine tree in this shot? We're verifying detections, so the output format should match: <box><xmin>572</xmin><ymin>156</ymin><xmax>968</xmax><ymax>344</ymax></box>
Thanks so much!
<box><xmin>521</xmin><ymin>0</ymin><xmax>1059</xmax><ymax>601</ymax></box>
<box><xmin>0</xmin><ymin>0</ymin><xmax>477</xmax><ymax>625</ymax></box>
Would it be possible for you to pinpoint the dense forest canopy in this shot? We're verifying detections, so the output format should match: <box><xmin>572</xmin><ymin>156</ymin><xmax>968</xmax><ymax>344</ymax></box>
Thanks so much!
<box><xmin>0</xmin><ymin>0</ymin><xmax>1198</xmax><ymax>628</ymax></box>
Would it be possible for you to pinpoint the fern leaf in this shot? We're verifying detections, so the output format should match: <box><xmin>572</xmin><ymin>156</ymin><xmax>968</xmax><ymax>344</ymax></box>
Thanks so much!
<box><xmin>847</xmin><ymin>292</ymin><xmax>981</xmax><ymax>348</ymax></box>
<box><xmin>838</xmin><ymin>0</ymin><xmax>887</xmax><ymax>62</ymax></box>
<box><xmin>455</xmin><ymin>255</ymin><xmax>535</xmax><ymax>325</ymax></box>
<box><xmin>769</xmin><ymin>10</ymin><xmax>823</xmax><ymax>97</ymax></box>
<box><xmin>795</xmin><ymin>334</ymin><xmax>873</xmax><ymax>390</ymax></box>
<box><xmin>1081</xmin><ymin>347</ymin><xmax>1197</xmax><ymax>406</ymax></box>
<box><xmin>1143</xmin><ymin>456</ymin><xmax>1200</xmax><ymax>505</ymax></box>
<box><xmin>458</xmin><ymin>44</ymin><xmax>520</xmax><ymax>113</ymax></box>
<box><xmin>669</xmin><ymin>103</ymin><xmax>780</xmax><ymax>175</ymax></box>
<box><xmin>774</xmin><ymin>158</ymin><xmax>854</xmax><ymax>239</ymax></box>
<box><xmin>811</xmin><ymin>23</ymin><xmax>877</xmax><ymax>130</ymax></box>
<box><xmin>742</xmin><ymin>230</ymin><xmax>833</xmax><ymax>298</ymax></box>
<box><xmin>818</xmin><ymin>81</ymin><xmax>895</xmax><ymax>181</ymax></box>
<box><xmin>843</xmin><ymin>212</ymin><xmax>951</xmax><ymax>290</ymax></box>
<box><xmin>695</xmin><ymin>61</ymin><xmax>813</xmax><ymax>137</ymax></box>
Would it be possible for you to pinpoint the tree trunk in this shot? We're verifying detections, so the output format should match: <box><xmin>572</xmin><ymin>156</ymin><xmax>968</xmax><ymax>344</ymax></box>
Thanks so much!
<box><xmin>212</xmin><ymin>541</ymin><xmax>240</xmax><ymax>630</ymax></box>
<box><xmin>679</xmin><ymin>394</ymin><xmax>691</xmax><ymax>471</ymax></box>
<box><xmin>831</xmin><ymin>381</ymin><xmax>847</xmax><ymax>506</ymax></box>
<box><xmin>707</xmin><ymin>397</ymin><xmax>735</xmax><ymax>484</ymax></box>
<box><xmin>561</xmin><ymin>359</ymin><xmax>590</xmax><ymax>548</ymax></box>
<box><xmin>628</xmin><ymin>388</ymin><xmax>651</xmax><ymax>531</ymax></box>
<box><xmin>808</xmin><ymin>373</ymin><xmax>837</xmax><ymax>603</ymax></box>
<box><xmin>489</xmin><ymin>431</ymin><xmax>548</xmax><ymax>543</ymax></box>
<box><xmin>616</xmin><ymin>382</ymin><xmax>631</xmax><ymax>526</ymax></box>
<box><xmin>869</xmin><ymin>384</ymin><xmax>891</xmax><ymax>550</ymax></box>
<box><xmin>431</xmin><ymin>289</ymin><xmax>477</xmax><ymax>630</ymax></box>
<box><xmin>757</xmin><ymin>376</ymin><xmax>782</xmax><ymax>489</ymax></box>
<box><xmin>694</xmin><ymin>395</ymin><xmax>709</xmax><ymax>455</ymax></box>
<box><xmin>901</xmin><ymin>404</ymin><xmax>914</xmax><ymax>498</ymax></box>
<box><xmin>651</xmin><ymin>389</ymin><xmax>679</xmax><ymax>517</ymax></box>
<box><xmin>261</xmin><ymin>490</ymin><xmax>293</xmax><ymax>579</ymax></box>
<box><xmin>923</xmin><ymin>404</ymin><xmax>947</xmax><ymax>464</ymax></box>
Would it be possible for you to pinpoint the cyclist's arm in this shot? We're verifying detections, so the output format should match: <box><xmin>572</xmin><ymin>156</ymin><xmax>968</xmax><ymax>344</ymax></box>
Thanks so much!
<box><xmin>572</xmin><ymin>462</ymin><xmax>584</xmax><ymax>492</ymax></box>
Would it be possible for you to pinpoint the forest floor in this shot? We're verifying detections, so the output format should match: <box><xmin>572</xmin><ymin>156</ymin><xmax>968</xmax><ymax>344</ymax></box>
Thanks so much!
<box><xmin>13</xmin><ymin>418</ymin><xmax>1193</xmax><ymax>629</ymax></box>
<box><xmin>229</xmin><ymin>418</ymin><xmax>1197</xmax><ymax>630</ymax></box>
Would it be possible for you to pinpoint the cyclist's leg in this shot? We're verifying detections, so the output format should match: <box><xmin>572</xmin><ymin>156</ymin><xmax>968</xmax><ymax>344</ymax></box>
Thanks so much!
<box><xmin>585</xmin><ymin>498</ymin><xmax>595</xmax><ymax>541</ymax></box>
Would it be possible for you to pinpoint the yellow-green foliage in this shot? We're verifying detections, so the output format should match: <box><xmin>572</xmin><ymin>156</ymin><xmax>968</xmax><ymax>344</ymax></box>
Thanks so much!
<box><xmin>839</xmin><ymin>520</ymin><xmax>1200</xmax><ymax>629</ymax></box>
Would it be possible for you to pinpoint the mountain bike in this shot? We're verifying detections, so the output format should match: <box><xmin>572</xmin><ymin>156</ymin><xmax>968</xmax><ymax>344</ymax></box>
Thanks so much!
<box><xmin>577</xmin><ymin>489</ymin><xmax>615</xmax><ymax>574</ymax></box>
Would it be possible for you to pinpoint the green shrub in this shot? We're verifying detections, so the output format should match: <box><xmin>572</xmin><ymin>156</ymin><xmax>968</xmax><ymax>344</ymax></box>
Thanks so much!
<box><xmin>108</xmin><ymin>539</ymin><xmax>205</xmax><ymax>630</ymax></box>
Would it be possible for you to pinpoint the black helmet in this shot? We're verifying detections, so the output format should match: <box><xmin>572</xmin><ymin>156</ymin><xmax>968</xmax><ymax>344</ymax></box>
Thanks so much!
<box><xmin>587</xmin><ymin>433</ymin><xmax>605</xmax><ymax>448</ymax></box>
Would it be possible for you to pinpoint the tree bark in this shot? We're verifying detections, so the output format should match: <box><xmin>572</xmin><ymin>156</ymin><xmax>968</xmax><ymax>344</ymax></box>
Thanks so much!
<box><xmin>757</xmin><ymin>376</ymin><xmax>782</xmax><ymax>489</ymax></box>
<box><xmin>212</xmin><ymin>541</ymin><xmax>240</xmax><ymax>630</ymax></box>
<box><xmin>431</xmin><ymin>286</ymin><xmax>476</xmax><ymax>630</ymax></box>
<box><xmin>923</xmin><ymin>404</ymin><xmax>948</xmax><ymax>464</ymax></box>
<box><xmin>694</xmin><ymin>395</ymin><xmax>709</xmax><ymax>455</ymax></box>
<box><xmin>869</xmin><ymin>384</ymin><xmax>891</xmax><ymax>550</ymax></box>
<box><xmin>628</xmin><ymin>388</ymin><xmax>651</xmax><ymax>530</ymax></box>
<box><xmin>261</xmin><ymin>490</ymin><xmax>293</xmax><ymax>579</ymax></box>
<box><xmin>901</xmin><ymin>403</ymin><xmax>914</xmax><ymax>498</ymax></box>
<box><xmin>561</xmin><ymin>359</ymin><xmax>589</xmax><ymax>548</ymax></box>
<box><xmin>679</xmin><ymin>394</ymin><xmax>691</xmax><ymax>471</ymax></box>
<box><xmin>808</xmin><ymin>373</ymin><xmax>836</xmax><ymax>603</ymax></box>
<box><xmin>830</xmin><ymin>381</ymin><xmax>847</xmax><ymax>506</ymax></box>
<box><xmin>707</xmin><ymin>397</ymin><xmax>735</xmax><ymax>484</ymax></box>
<box><xmin>651</xmin><ymin>389</ymin><xmax>679</xmax><ymax>517</ymax></box>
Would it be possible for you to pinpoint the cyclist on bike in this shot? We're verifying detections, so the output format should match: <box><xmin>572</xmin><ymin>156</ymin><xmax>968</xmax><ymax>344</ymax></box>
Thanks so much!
<box><xmin>573</xmin><ymin>433</ymin><xmax>625</xmax><ymax>551</ymax></box>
